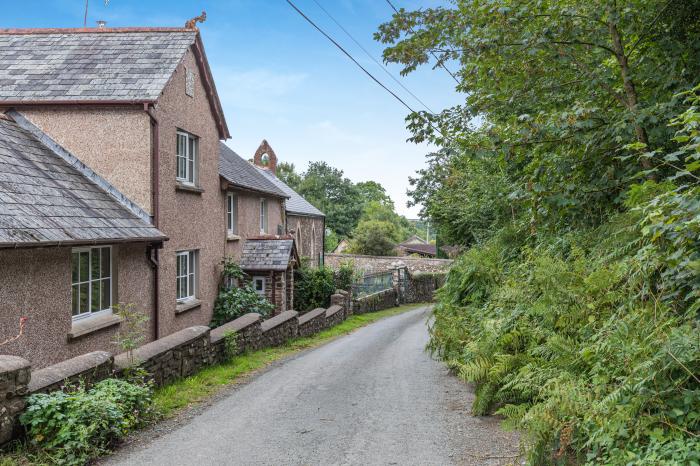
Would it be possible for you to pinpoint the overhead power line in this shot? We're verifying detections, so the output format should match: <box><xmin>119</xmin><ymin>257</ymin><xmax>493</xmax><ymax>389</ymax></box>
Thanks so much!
<box><xmin>309</xmin><ymin>0</ymin><xmax>435</xmax><ymax>115</ymax></box>
<box><xmin>383</xmin><ymin>0</ymin><xmax>460</xmax><ymax>85</ymax></box>
<box><xmin>284</xmin><ymin>0</ymin><xmax>451</xmax><ymax>144</ymax></box>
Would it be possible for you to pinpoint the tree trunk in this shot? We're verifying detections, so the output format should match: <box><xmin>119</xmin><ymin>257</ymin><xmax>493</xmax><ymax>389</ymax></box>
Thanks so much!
<box><xmin>607</xmin><ymin>14</ymin><xmax>654</xmax><ymax>172</ymax></box>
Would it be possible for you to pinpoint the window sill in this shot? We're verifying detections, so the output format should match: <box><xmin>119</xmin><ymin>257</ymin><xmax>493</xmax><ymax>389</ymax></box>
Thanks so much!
<box><xmin>175</xmin><ymin>182</ymin><xmax>205</xmax><ymax>194</ymax></box>
<box><xmin>176</xmin><ymin>299</ymin><xmax>201</xmax><ymax>315</ymax></box>
<box><xmin>226</xmin><ymin>233</ymin><xmax>241</xmax><ymax>242</ymax></box>
<box><xmin>68</xmin><ymin>314</ymin><xmax>122</xmax><ymax>341</ymax></box>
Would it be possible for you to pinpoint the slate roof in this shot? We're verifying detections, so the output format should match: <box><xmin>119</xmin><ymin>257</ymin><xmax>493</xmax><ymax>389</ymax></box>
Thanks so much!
<box><xmin>255</xmin><ymin>166</ymin><xmax>324</xmax><ymax>218</ymax></box>
<box><xmin>219</xmin><ymin>143</ymin><xmax>287</xmax><ymax>198</ymax></box>
<box><xmin>239</xmin><ymin>237</ymin><xmax>297</xmax><ymax>272</ymax></box>
<box><xmin>398</xmin><ymin>243</ymin><xmax>437</xmax><ymax>257</ymax></box>
<box><xmin>0</xmin><ymin>29</ymin><xmax>196</xmax><ymax>102</ymax></box>
<box><xmin>0</xmin><ymin>114</ymin><xmax>166</xmax><ymax>247</ymax></box>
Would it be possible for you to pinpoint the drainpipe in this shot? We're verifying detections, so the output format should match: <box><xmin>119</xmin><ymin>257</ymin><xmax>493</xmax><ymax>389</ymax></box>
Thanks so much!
<box><xmin>145</xmin><ymin>103</ymin><xmax>161</xmax><ymax>340</ymax></box>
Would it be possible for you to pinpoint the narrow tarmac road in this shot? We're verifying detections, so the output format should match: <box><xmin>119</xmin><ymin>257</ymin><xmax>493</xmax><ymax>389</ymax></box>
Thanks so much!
<box><xmin>105</xmin><ymin>306</ymin><xmax>519</xmax><ymax>466</ymax></box>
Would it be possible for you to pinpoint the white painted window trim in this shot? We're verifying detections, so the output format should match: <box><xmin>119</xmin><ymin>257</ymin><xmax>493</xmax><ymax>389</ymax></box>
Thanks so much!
<box><xmin>176</xmin><ymin>130</ymin><xmax>198</xmax><ymax>186</ymax></box>
<box><xmin>253</xmin><ymin>276</ymin><xmax>266</xmax><ymax>296</ymax></box>
<box><xmin>259</xmin><ymin>198</ymin><xmax>268</xmax><ymax>234</ymax></box>
<box><xmin>176</xmin><ymin>250</ymin><xmax>197</xmax><ymax>303</ymax></box>
<box><xmin>71</xmin><ymin>245</ymin><xmax>112</xmax><ymax>322</ymax></box>
<box><xmin>227</xmin><ymin>192</ymin><xmax>238</xmax><ymax>235</ymax></box>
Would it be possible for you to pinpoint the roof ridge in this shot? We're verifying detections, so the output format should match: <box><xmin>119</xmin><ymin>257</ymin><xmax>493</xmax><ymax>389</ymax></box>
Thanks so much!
<box><xmin>0</xmin><ymin>27</ymin><xmax>195</xmax><ymax>35</ymax></box>
<box><xmin>7</xmin><ymin>109</ymin><xmax>154</xmax><ymax>225</ymax></box>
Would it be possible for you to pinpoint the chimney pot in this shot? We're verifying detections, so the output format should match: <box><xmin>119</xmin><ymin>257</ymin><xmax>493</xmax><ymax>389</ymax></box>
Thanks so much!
<box><xmin>96</xmin><ymin>20</ymin><xmax>107</xmax><ymax>29</ymax></box>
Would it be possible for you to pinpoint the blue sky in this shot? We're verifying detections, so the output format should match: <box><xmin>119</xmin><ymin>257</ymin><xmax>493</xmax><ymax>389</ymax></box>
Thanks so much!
<box><xmin>3</xmin><ymin>0</ymin><xmax>459</xmax><ymax>217</ymax></box>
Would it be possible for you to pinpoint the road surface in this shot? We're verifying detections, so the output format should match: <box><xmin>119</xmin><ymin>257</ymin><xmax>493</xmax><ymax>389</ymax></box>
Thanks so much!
<box><xmin>104</xmin><ymin>306</ymin><xmax>519</xmax><ymax>465</ymax></box>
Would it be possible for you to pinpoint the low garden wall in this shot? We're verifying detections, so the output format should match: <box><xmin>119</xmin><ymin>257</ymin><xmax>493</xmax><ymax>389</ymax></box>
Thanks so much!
<box><xmin>210</xmin><ymin>313</ymin><xmax>262</xmax><ymax>363</ymax></box>
<box><xmin>326</xmin><ymin>253</ymin><xmax>452</xmax><ymax>274</ymax></box>
<box><xmin>353</xmin><ymin>288</ymin><xmax>398</xmax><ymax>314</ymax></box>
<box><xmin>298</xmin><ymin>308</ymin><xmax>327</xmax><ymax>338</ymax></box>
<box><xmin>260</xmin><ymin>310</ymin><xmax>299</xmax><ymax>348</ymax></box>
<box><xmin>0</xmin><ymin>356</ymin><xmax>30</xmax><ymax>445</ymax></box>
<box><xmin>325</xmin><ymin>305</ymin><xmax>345</xmax><ymax>328</ymax></box>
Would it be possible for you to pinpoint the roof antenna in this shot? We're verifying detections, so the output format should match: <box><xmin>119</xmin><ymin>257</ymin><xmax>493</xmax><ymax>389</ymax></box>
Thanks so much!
<box><xmin>84</xmin><ymin>0</ymin><xmax>111</xmax><ymax>28</ymax></box>
<box><xmin>185</xmin><ymin>11</ymin><xmax>207</xmax><ymax>30</ymax></box>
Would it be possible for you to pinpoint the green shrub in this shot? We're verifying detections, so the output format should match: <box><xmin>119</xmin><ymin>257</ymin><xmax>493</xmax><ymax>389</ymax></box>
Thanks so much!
<box><xmin>210</xmin><ymin>285</ymin><xmax>273</xmax><ymax>328</ymax></box>
<box><xmin>294</xmin><ymin>267</ymin><xmax>335</xmax><ymax>311</ymax></box>
<box><xmin>20</xmin><ymin>378</ymin><xmax>154</xmax><ymax>466</ymax></box>
<box><xmin>333</xmin><ymin>261</ymin><xmax>356</xmax><ymax>292</ymax></box>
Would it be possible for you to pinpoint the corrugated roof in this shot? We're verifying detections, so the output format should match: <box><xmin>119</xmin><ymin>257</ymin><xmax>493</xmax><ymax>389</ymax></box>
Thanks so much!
<box><xmin>239</xmin><ymin>238</ymin><xmax>296</xmax><ymax>271</ymax></box>
<box><xmin>0</xmin><ymin>114</ymin><xmax>166</xmax><ymax>247</ymax></box>
<box><xmin>0</xmin><ymin>30</ymin><xmax>196</xmax><ymax>102</ymax></box>
<box><xmin>255</xmin><ymin>166</ymin><xmax>324</xmax><ymax>218</ymax></box>
<box><xmin>219</xmin><ymin>143</ymin><xmax>287</xmax><ymax>198</ymax></box>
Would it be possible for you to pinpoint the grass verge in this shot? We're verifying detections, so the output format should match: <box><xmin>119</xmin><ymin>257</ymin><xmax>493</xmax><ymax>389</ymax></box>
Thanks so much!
<box><xmin>154</xmin><ymin>303</ymin><xmax>426</xmax><ymax>416</ymax></box>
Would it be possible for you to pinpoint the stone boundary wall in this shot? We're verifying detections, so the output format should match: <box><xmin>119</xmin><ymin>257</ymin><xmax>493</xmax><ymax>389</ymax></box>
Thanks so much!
<box><xmin>28</xmin><ymin>351</ymin><xmax>113</xmax><ymax>394</ymax></box>
<box><xmin>298</xmin><ymin>308</ymin><xmax>327</xmax><ymax>338</ymax></box>
<box><xmin>210</xmin><ymin>313</ymin><xmax>262</xmax><ymax>363</ymax></box>
<box><xmin>404</xmin><ymin>272</ymin><xmax>447</xmax><ymax>304</ymax></box>
<box><xmin>353</xmin><ymin>288</ymin><xmax>397</xmax><ymax>314</ymax></box>
<box><xmin>260</xmin><ymin>310</ymin><xmax>299</xmax><ymax>347</ymax></box>
<box><xmin>325</xmin><ymin>305</ymin><xmax>345</xmax><ymax>328</ymax></box>
<box><xmin>0</xmin><ymin>356</ymin><xmax>30</xmax><ymax>445</ymax></box>
<box><xmin>0</xmin><ymin>292</ymin><xmax>423</xmax><ymax>448</ymax></box>
<box><xmin>326</xmin><ymin>253</ymin><xmax>452</xmax><ymax>274</ymax></box>
<box><xmin>114</xmin><ymin>326</ymin><xmax>211</xmax><ymax>387</ymax></box>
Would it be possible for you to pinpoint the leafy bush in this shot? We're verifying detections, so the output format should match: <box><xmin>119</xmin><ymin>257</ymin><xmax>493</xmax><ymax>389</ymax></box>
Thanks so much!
<box><xmin>20</xmin><ymin>378</ymin><xmax>154</xmax><ymax>465</ymax></box>
<box><xmin>210</xmin><ymin>285</ymin><xmax>273</xmax><ymax>328</ymax></box>
<box><xmin>294</xmin><ymin>267</ymin><xmax>335</xmax><ymax>311</ymax></box>
<box><xmin>333</xmin><ymin>261</ymin><xmax>356</xmax><ymax>292</ymax></box>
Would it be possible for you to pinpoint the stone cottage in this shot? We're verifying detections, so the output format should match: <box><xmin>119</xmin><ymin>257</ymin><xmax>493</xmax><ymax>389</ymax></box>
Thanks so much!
<box><xmin>0</xmin><ymin>24</ymin><xmax>293</xmax><ymax>367</ymax></box>
<box><xmin>251</xmin><ymin>140</ymin><xmax>326</xmax><ymax>267</ymax></box>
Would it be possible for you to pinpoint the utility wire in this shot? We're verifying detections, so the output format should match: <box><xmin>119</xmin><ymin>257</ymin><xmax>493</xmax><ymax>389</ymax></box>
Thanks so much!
<box><xmin>384</xmin><ymin>0</ymin><xmax>460</xmax><ymax>85</ymax></box>
<box><xmin>284</xmin><ymin>0</ymin><xmax>451</xmax><ymax>143</ymax></box>
<box><xmin>309</xmin><ymin>0</ymin><xmax>435</xmax><ymax>115</ymax></box>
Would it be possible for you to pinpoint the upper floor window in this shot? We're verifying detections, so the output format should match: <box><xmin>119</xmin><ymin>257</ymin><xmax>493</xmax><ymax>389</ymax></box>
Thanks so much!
<box><xmin>227</xmin><ymin>193</ymin><xmax>238</xmax><ymax>235</ymax></box>
<box><xmin>260</xmin><ymin>198</ymin><xmax>268</xmax><ymax>234</ymax></box>
<box><xmin>72</xmin><ymin>246</ymin><xmax>112</xmax><ymax>320</ymax></box>
<box><xmin>176</xmin><ymin>250</ymin><xmax>198</xmax><ymax>302</ymax></box>
<box><xmin>176</xmin><ymin>131</ymin><xmax>198</xmax><ymax>185</ymax></box>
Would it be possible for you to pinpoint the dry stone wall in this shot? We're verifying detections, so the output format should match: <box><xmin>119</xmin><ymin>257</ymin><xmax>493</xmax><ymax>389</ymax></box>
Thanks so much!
<box><xmin>28</xmin><ymin>351</ymin><xmax>113</xmax><ymax>394</ymax></box>
<box><xmin>298</xmin><ymin>308</ymin><xmax>327</xmax><ymax>338</ymax></box>
<box><xmin>0</xmin><ymin>356</ymin><xmax>30</xmax><ymax>445</ymax></box>
<box><xmin>353</xmin><ymin>288</ymin><xmax>398</xmax><ymax>314</ymax></box>
<box><xmin>210</xmin><ymin>313</ymin><xmax>263</xmax><ymax>363</ymax></box>
<box><xmin>326</xmin><ymin>253</ymin><xmax>452</xmax><ymax>274</ymax></box>
<box><xmin>260</xmin><ymin>310</ymin><xmax>299</xmax><ymax>347</ymax></box>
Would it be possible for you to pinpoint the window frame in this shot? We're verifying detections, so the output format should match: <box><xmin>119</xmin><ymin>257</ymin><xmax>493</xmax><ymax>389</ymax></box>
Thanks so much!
<box><xmin>71</xmin><ymin>246</ymin><xmax>113</xmax><ymax>322</ymax></box>
<box><xmin>176</xmin><ymin>250</ymin><xmax>198</xmax><ymax>303</ymax></box>
<box><xmin>259</xmin><ymin>198</ymin><xmax>268</xmax><ymax>234</ymax></box>
<box><xmin>176</xmin><ymin>130</ymin><xmax>198</xmax><ymax>186</ymax></box>
<box><xmin>227</xmin><ymin>192</ymin><xmax>238</xmax><ymax>235</ymax></box>
<box><xmin>252</xmin><ymin>276</ymin><xmax>266</xmax><ymax>296</ymax></box>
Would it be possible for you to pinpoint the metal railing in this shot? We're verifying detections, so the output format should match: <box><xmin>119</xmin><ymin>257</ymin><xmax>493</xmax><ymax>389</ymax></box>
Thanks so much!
<box><xmin>352</xmin><ymin>270</ymin><xmax>394</xmax><ymax>297</ymax></box>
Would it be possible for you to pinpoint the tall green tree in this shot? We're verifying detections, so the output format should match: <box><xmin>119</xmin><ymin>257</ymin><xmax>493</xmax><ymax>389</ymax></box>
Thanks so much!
<box><xmin>276</xmin><ymin>161</ymin><xmax>302</xmax><ymax>191</ymax></box>
<box><xmin>296</xmin><ymin>162</ymin><xmax>363</xmax><ymax>238</ymax></box>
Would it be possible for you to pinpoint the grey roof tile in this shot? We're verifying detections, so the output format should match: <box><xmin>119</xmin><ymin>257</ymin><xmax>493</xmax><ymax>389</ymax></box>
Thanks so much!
<box><xmin>0</xmin><ymin>31</ymin><xmax>196</xmax><ymax>102</ymax></box>
<box><xmin>254</xmin><ymin>167</ymin><xmax>324</xmax><ymax>218</ymax></box>
<box><xmin>239</xmin><ymin>238</ymin><xmax>296</xmax><ymax>272</ymax></box>
<box><xmin>0</xmin><ymin>116</ymin><xmax>166</xmax><ymax>247</ymax></box>
<box><xmin>219</xmin><ymin>143</ymin><xmax>288</xmax><ymax>198</ymax></box>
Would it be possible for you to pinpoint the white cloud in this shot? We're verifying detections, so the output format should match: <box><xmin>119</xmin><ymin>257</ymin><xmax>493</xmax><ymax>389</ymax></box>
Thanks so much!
<box><xmin>213</xmin><ymin>68</ymin><xmax>308</xmax><ymax>113</ymax></box>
